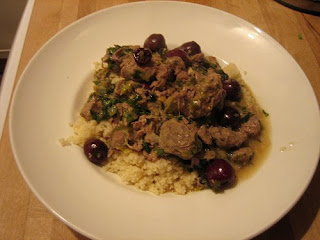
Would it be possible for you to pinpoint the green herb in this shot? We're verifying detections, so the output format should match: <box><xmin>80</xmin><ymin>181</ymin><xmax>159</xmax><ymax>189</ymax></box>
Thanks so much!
<box><xmin>191</xmin><ymin>139</ymin><xmax>203</xmax><ymax>155</ymax></box>
<box><xmin>130</xmin><ymin>93</ymin><xmax>142</xmax><ymax>102</ymax></box>
<box><xmin>160</xmin><ymin>101</ymin><xmax>165</xmax><ymax>110</ymax></box>
<box><xmin>120</xmin><ymin>82</ymin><xmax>133</xmax><ymax>95</ymax></box>
<box><xmin>90</xmin><ymin>109</ymin><xmax>106</xmax><ymax>122</ymax></box>
<box><xmin>215</xmin><ymin>69</ymin><xmax>229</xmax><ymax>81</ymax></box>
<box><xmin>127</xmin><ymin>94</ymin><xmax>150</xmax><ymax>117</ymax></box>
<box><xmin>117</xmin><ymin>95</ymin><xmax>129</xmax><ymax>103</ymax></box>
<box><xmin>102</xmin><ymin>98</ymin><xmax>115</xmax><ymax>107</ymax></box>
<box><xmin>107</xmin><ymin>45</ymin><xmax>121</xmax><ymax>55</ymax></box>
<box><xmin>192</xmin><ymin>66</ymin><xmax>207</xmax><ymax>75</ymax></box>
<box><xmin>158</xmin><ymin>48</ymin><xmax>168</xmax><ymax>61</ymax></box>
<box><xmin>262</xmin><ymin>109</ymin><xmax>269</xmax><ymax>117</ymax></box>
<box><xmin>226</xmin><ymin>149</ymin><xmax>233</xmax><ymax>159</ymax></box>
<box><xmin>142</xmin><ymin>142</ymin><xmax>151</xmax><ymax>153</ymax></box>
<box><xmin>156</xmin><ymin>148</ymin><xmax>164</xmax><ymax>157</ymax></box>
<box><xmin>122</xmin><ymin>46</ymin><xmax>133</xmax><ymax>53</ymax></box>
<box><xmin>211</xmin><ymin>63</ymin><xmax>218</xmax><ymax>69</ymax></box>
<box><xmin>298</xmin><ymin>34</ymin><xmax>303</xmax><ymax>40</ymax></box>
<box><xmin>240</xmin><ymin>112</ymin><xmax>252</xmax><ymax>124</ymax></box>
<box><xmin>238</xmin><ymin>105</ymin><xmax>247</xmax><ymax>114</ymax></box>
<box><xmin>124</xmin><ymin>111</ymin><xmax>135</xmax><ymax>123</ymax></box>
<box><xmin>132</xmin><ymin>70</ymin><xmax>143</xmax><ymax>81</ymax></box>
<box><xmin>97</xmin><ymin>88</ymin><xmax>108</xmax><ymax>96</ymax></box>
<box><xmin>192</xmin><ymin>61</ymin><xmax>210</xmax><ymax>75</ymax></box>
<box><xmin>94</xmin><ymin>77</ymin><xmax>114</xmax><ymax>95</ymax></box>
<box><xmin>88</xmin><ymin>92</ymin><xmax>96</xmax><ymax>101</ymax></box>
<box><xmin>200</xmin><ymin>177</ymin><xmax>207</xmax><ymax>185</ymax></box>
<box><xmin>106</xmin><ymin>59</ymin><xmax>119</xmax><ymax>72</ymax></box>
<box><xmin>176</xmin><ymin>115</ymin><xmax>183</xmax><ymax>121</ymax></box>
<box><xmin>106</xmin><ymin>45</ymin><xmax>121</xmax><ymax>71</ymax></box>
<box><xmin>93</xmin><ymin>79</ymin><xmax>101</xmax><ymax>85</ymax></box>
<box><xmin>107</xmin><ymin>84</ymin><xmax>115</xmax><ymax>94</ymax></box>
<box><xmin>107</xmin><ymin>105</ymin><xmax>118</xmax><ymax>117</ymax></box>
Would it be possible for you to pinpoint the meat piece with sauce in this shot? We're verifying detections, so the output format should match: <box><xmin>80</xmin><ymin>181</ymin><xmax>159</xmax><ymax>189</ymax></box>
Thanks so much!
<box><xmin>229</xmin><ymin>147</ymin><xmax>254</xmax><ymax>165</ymax></box>
<box><xmin>109</xmin><ymin>128</ymin><xmax>129</xmax><ymax>149</ymax></box>
<box><xmin>120</xmin><ymin>55</ymin><xmax>157</xmax><ymax>82</ymax></box>
<box><xmin>240</xmin><ymin>115</ymin><xmax>261</xmax><ymax>137</ymax></box>
<box><xmin>197</xmin><ymin>125</ymin><xmax>213</xmax><ymax>145</ymax></box>
<box><xmin>197</xmin><ymin>115</ymin><xmax>261</xmax><ymax>149</ymax></box>
<box><xmin>151</xmin><ymin>56</ymin><xmax>187</xmax><ymax>90</ymax></box>
<box><xmin>159</xmin><ymin>118</ymin><xmax>202</xmax><ymax>160</ymax></box>
<box><xmin>165</xmin><ymin>69</ymin><xmax>225</xmax><ymax>119</ymax></box>
<box><xmin>198</xmin><ymin>125</ymin><xmax>248</xmax><ymax>149</ymax></box>
<box><xmin>131</xmin><ymin>115</ymin><xmax>163</xmax><ymax>147</ymax></box>
<box><xmin>209</xmin><ymin>126</ymin><xmax>248</xmax><ymax>149</ymax></box>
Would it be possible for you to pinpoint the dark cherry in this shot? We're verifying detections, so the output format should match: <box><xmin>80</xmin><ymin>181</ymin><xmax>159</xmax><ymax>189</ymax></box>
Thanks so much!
<box><xmin>223</xmin><ymin>79</ymin><xmax>242</xmax><ymax>101</ymax></box>
<box><xmin>83</xmin><ymin>138</ymin><xmax>108</xmax><ymax>165</ymax></box>
<box><xmin>167</xmin><ymin>49</ymin><xmax>191</xmax><ymax>67</ymax></box>
<box><xmin>205</xmin><ymin>159</ymin><xmax>235</xmax><ymax>190</ymax></box>
<box><xmin>179</xmin><ymin>41</ymin><xmax>201</xmax><ymax>55</ymax></box>
<box><xmin>219</xmin><ymin>107</ymin><xmax>241</xmax><ymax>128</ymax></box>
<box><xmin>143</xmin><ymin>34</ymin><xmax>167</xmax><ymax>52</ymax></box>
<box><xmin>133</xmin><ymin>48</ymin><xmax>152</xmax><ymax>66</ymax></box>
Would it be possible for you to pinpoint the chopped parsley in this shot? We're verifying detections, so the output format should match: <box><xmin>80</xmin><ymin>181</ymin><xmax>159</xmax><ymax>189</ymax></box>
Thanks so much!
<box><xmin>142</xmin><ymin>142</ymin><xmax>152</xmax><ymax>153</ymax></box>
<box><xmin>90</xmin><ymin>108</ymin><xmax>106</xmax><ymax>122</ymax></box>
<box><xmin>214</xmin><ymin>69</ymin><xmax>229</xmax><ymax>81</ymax></box>
<box><xmin>156</xmin><ymin>148</ymin><xmax>164</xmax><ymax>157</ymax></box>
<box><xmin>123</xmin><ymin>111</ymin><xmax>135</xmax><ymax>124</ymax></box>
<box><xmin>240</xmin><ymin>112</ymin><xmax>252</xmax><ymax>123</ymax></box>
<box><xmin>132</xmin><ymin>70</ymin><xmax>143</xmax><ymax>81</ymax></box>
<box><xmin>262</xmin><ymin>109</ymin><xmax>269</xmax><ymax>117</ymax></box>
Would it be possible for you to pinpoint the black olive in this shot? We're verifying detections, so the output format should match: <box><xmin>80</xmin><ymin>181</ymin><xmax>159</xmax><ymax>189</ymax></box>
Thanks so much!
<box><xmin>180</xmin><ymin>41</ymin><xmax>201</xmax><ymax>55</ymax></box>
<box><xmin>144</xmin><ymin>34</ymin><xmax>167</xmax><ymax>52</ymax></box>
<box><xmin>133</xmin><ymin>48</ymin><xmax>152</xmax><ymax>66</ymax></box>
<box><xmin>167</xmin><ymin>49</ymin><xmax>191</xmax><ymax>67</ymax></box>
<box><xmin>223</xmin><ymin>79</ymin><xmax>242</xmax><ymax>101</ymax></box>
<box><xmin>83</xmin><ymin>138</ymin><xmax>108</xmax><ymax>165</ymax></box>
<box><xmin>219</xmin><ymin>107</ymin><xmax>241</xmax><ymax>128</ymax></box>
<box><xmin>205</xmin><ymin>159</ymin><xmax>235</xmax><ymax>190</ymax></box>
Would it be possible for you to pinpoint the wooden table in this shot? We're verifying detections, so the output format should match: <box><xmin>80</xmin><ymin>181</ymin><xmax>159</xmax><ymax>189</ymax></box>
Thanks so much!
<box><xmin>0</xmin><ymin>0</ymin><xmax>319</xmax><ymax>239</ymax></box>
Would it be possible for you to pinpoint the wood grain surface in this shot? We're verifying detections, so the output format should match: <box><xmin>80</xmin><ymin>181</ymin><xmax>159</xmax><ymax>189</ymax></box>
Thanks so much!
<box><xmin>0</xmin><ymin>0</ymin><xmax>319</xmax><ymax>239</ymax></box>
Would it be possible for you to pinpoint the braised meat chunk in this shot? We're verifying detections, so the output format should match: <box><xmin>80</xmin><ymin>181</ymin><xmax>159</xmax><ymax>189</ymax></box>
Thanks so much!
<box><xmin>209</xmin><ymin>126</ymin><xmax>248</xmax><ymax>149</ymax></box>
<box><xmin>120</xmin><ymin>56</ymin><xmax>157</xmax><ymax>82</ymax></box>
<box><xmin>110</xmin><ymin>128</ymin><xmax>129</xmax><ymax>149</ymax></box>
<box><xmin>240</xmin><ymin>115</ymin><xmax>261</xmax><ymax>137</ymax></box>
<box><xmin>165</xmin><ymin>69</ymin><xmax>225</xmax><ymax>119</ymax></box>
<box><xmin>229</xmin><ymin>147</ymin><xmax>254</xmax><ymax>165</ymax></box>
<box><xmin>159</xmin><ymin>118</ymin><xmax>202</xmax><ymax>160</ymax></box>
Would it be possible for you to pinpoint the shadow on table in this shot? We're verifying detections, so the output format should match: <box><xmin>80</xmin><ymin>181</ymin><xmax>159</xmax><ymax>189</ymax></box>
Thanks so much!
<box><xmin>253</xmin><ymin>158</ymin><xmax>320</xmax><ymax>240</ymax></box>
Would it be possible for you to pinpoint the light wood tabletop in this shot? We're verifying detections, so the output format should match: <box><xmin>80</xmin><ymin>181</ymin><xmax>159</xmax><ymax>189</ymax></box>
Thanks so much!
<box><xmin>0</xmin><ymin>0</ymin><xmax>319</xmax><ymax>239</ymax></box>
